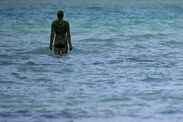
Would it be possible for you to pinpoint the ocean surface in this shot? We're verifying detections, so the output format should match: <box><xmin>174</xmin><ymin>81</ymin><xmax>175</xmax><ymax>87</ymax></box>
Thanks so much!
<box><xmin>0</xmin><ymin>0</ymin><xmax>183</xmax><ymax>122</ymax></box>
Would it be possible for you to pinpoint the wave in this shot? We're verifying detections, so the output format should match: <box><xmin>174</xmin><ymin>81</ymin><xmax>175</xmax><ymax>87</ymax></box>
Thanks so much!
<box><xmin>27</xmin><ymin>47</ymin><xmax>53</xmax><ymax>55</ymax></box>
<box><xmin>126</xmin><ymin>33</ymin><xmax>173</xmax><ymax>39</ymax></box>
<box><xmin>22</xmin><ymin>46</ymin><xmax>88</xmax><ymax>55</ymax></box>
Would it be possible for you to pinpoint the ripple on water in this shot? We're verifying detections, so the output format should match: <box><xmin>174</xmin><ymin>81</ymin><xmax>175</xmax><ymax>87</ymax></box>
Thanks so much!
<box><xmin>0</xmin><ymin>80</ymin><xmax>19</xmax><ymax>84</ymax></box>
<box><xmin>0</xmin><ymin>60</ymin><xmax>14</xmax><ymax>66</ymax></box>
<box><xmin>159</xmin><ymin>108</ymin><xmax>183</xmax><ymax>115</ymax></box>
<box><xmin>0</xmin><ymin>54</ymin><xmax>13</xmax><ymax>59</ymax></box>
<box><xmin>126</xmin><ymin>57</ymin><xmax>155</xmax><ymax>63</ymax></box>
<box><xmin>11</xmin><ymin>72</ymin><xmax>28</xmax><ymax>80</ymax></box>
<box><xmin>141</xmin><ymin>76</ymin><xmax>168</xmax><ymax>83</ymax></box>
<box><xmin>23</xmin><ymin>47</ymin><xmax>53</xmax><ymax>55</ymax></box>
<box><xmin>100</xmin><ymin>96</ymin><xmax>132</xmax><ymax>102</ymax></box>
<box><xmin>17</xmin><ymin>66</ymin><xmax>49</xmax><ymax>73</ymax></box>
<box><xmin>25</xmin><ymin>61</ymin><xmax>37</xmax><ymax>66</ymax></box>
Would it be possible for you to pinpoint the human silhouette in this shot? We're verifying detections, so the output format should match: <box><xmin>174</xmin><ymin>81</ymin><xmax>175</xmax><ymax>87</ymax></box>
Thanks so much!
<box><xmin>49</xmin><ymin>10</ymin><xmax>72</xmax><ymax>55</ymax></box>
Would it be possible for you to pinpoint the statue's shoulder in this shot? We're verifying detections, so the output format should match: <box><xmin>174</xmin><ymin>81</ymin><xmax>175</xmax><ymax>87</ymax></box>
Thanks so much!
<box><xmin>52</xmin><ymin>19</ymin><xmax>59</xmax><ymax>25</ymax></box>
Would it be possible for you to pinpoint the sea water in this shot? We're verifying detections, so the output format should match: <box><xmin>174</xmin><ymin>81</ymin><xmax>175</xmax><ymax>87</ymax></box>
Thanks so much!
<box><xmin>0</xmin><ymin>0</ymin><xmax>183</xmax><ymax>122</ymax></box>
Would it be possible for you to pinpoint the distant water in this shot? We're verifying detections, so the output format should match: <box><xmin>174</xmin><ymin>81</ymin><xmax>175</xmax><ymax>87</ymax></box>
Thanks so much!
<box><xmin>0</xmin><ymin>0</ymin><xmax>183</xmax><ymax>122</ymax></box>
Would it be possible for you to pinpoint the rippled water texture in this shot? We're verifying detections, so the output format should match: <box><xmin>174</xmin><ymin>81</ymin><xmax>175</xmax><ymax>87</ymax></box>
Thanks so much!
<box><xmin>0</xmin><ymin>0</ymin><xmax>183</xmax><ymax>122</ymax></box>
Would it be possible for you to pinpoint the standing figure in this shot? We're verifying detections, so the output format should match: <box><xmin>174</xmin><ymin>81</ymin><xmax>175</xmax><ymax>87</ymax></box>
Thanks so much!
<box><xmin>49</xmin><ymin>10</ymin><xmax>72</xmax><ymax>55</ymax></box>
